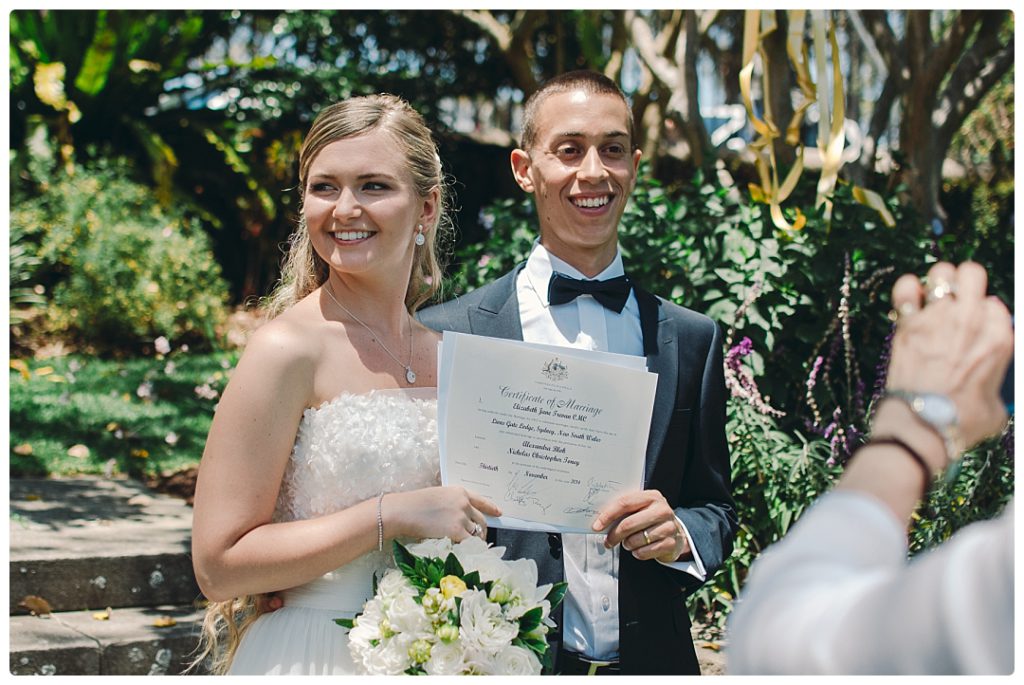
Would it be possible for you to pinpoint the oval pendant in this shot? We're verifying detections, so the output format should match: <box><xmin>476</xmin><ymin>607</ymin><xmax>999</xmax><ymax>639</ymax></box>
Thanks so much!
<box><xmin>406</xmin><ymin>368</ymin><xmax>416</xmax><ymax>384</ymax></box>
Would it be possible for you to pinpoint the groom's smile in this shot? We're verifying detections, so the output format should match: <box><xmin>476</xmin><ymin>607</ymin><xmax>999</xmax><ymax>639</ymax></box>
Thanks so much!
<box><xmin>511</xmin><ymin>89</ymin><xmax>641</xmax><ymax>278</ymax></box>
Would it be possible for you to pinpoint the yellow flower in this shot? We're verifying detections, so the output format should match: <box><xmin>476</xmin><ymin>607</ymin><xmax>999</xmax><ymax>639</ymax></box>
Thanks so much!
<box><xmin>439</xmin><ymin>575</ymin><xmax>467</xmax><ymax>600</ymax></box>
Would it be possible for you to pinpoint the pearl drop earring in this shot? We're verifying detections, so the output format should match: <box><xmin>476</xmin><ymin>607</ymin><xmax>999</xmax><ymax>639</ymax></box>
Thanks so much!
<box><xmin>415</xmin><ymin>224</ymin><xmax>426</xmax><ymax>246</ymax></box>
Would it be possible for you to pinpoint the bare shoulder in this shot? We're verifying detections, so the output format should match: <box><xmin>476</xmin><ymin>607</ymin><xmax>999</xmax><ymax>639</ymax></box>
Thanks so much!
<box><xmin>227</xmin><ymin>304</ymin><xmax>327</xmax><ymax>406</ymax></box>
<box><xmin>241</xmin><ymin>311</ymin><xmax>320</xmax><ymax>371</ymax></box>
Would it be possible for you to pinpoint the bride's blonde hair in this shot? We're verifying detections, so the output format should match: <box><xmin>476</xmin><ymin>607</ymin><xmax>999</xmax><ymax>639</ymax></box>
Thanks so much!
<box><xmin>262</xmin><ymin>93</ymin><xmax>452</xmax><ymax>319</ymax></box>
<box><xmin>190</xmin><ymin>94</ymin><xmax>452</xmax><ymax>673</ymax></box>
<box><xmin>189</xmin><ymin>596</ymin><xmax>261</xmax><ymax>673</ymax></box>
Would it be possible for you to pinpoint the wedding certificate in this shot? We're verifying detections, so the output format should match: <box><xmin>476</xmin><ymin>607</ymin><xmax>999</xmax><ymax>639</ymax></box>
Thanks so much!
<box><xmin>438</xmin><ymin>331</ymin><xmax>658</xmax><ymax>534</ymax></box>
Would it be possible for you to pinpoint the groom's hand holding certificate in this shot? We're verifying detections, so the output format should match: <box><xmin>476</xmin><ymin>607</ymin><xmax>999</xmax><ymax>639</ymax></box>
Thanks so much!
<box><xmin>594</xmin><ymin>490</ymin><xmax>692</xmax><ymax>563</ymax></box>
<box><xmin>437</xmin><ymin>331</ymin><xmax>659</xmax><ymax>535</ymax></box>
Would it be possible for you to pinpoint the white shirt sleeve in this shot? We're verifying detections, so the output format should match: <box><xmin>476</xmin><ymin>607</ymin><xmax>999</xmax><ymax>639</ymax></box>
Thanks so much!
<box><xmin>726</xmin><ymin>492</ymin><xmax>1013</xmax><ymax>675</ymax></box>
<box><xmin>656</xmin><ymin>514</ymin><xmax>707</xmax><ymax>581</ymax></box>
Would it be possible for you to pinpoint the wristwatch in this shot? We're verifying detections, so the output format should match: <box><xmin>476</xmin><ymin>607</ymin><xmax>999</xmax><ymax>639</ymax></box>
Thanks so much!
<box><xmin>883</xmin><ymin>390</ymin><xmax>962</xmax><ymax>462</ymax></box>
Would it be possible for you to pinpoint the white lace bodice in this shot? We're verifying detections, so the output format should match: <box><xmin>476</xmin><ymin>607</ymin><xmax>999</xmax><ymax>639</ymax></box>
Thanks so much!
<box><xmin>269</xmin><ymin>388</ymin><xmax>441</xmax><ymax>612</ymax></box>
<box><xmin>274</xmin><ymin>387</ymin><xmax>441</xmax><ymax>523</ymax></box>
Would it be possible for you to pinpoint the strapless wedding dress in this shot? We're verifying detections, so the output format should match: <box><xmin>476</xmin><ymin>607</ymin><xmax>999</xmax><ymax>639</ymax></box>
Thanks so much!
<box><xmin>227</xmin><ymin>387</ymin><xmax>440</xmax><ymax>675</ymax></box>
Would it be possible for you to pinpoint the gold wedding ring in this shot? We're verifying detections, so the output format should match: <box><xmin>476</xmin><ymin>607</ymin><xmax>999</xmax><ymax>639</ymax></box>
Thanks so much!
<box><xmin>642</xmin><ymin>529</ymin><xmax>652</xmax><ymax>545</ymax></box>
<box><xmin>887</xmin><ymin>301</ymin><xmax>919</xmax><ymax>325</ymax></box>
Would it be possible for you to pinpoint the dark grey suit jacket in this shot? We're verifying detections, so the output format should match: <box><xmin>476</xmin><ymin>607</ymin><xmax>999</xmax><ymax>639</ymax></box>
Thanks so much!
<box><xmin>418</xmin><ymin>264</ymin><xmax>736</xmax><ymax>674</ymax></box>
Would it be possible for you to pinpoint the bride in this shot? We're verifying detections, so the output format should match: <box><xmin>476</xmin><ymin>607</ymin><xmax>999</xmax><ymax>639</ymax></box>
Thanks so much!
<box><xmin>190</xmin><ymin>94</ymin><xmax>500</xmax><ymax>674</ymax></box>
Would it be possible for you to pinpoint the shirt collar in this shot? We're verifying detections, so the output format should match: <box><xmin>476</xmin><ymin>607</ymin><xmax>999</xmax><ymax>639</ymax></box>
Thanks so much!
<box><xmin>523</xmin><ymin>241</ymin><xmax>625</xmax><ymax>307</ymax></box>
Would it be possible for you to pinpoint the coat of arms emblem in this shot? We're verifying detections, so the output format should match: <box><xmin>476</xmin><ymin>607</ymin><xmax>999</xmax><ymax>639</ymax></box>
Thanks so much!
<box><xmin>542</xmin><ymin>357</ymin><xmax>568</xmax><ymax>381</ymax></box>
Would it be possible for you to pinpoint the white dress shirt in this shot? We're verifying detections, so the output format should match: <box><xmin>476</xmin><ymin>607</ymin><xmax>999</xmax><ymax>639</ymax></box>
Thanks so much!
<box><xmin>516</xmin><ymin>242</ymin><xmax>706</xmax><ymax>661</ymax></box>
<box><xmin>727</xmin><ymin>492</ymin><xmax>1014</xmax><ymax>674</ymax></box>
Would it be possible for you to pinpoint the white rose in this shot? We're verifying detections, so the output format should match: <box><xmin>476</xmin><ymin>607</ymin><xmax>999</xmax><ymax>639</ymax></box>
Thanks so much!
<box><xmin>454</xmin><ymin>542</ymin><xmax>508</xmax><ymax>583</ymax></box>
<box><xmin>492</xmin><ymin>644</ymin><xmax>542</xmax><ymax>675</ymax></box>
<box><xmin>373</xmin><ymin>636</ymin><xmax>415</xmax><ymax>675</ymax></box>
<box><xmin>346</xmin><ymin>629</ymin><xmax>374</xmax><ymax>673</ymax></box>
<box><xmin>452</xmin><ymin>535</ymin><xmax>489</xmax><ymax>556</ymax></box>
<box><xmin>387</xmin><ymin>593</ymin><xmax>431</xmax><ymax>635</ymax></box>
<box><xmin>347</xmin><ymin>599</ymin><xmax>384</xmax><ymax>651</ymax></box>
<box><xmin>458</xmin><ymin>589</ymin><xmax>519</xmax><ymax>654</ymax></box>
<box><xmin>424</xmin><ymin>640</ymin><xmax>468</xmax><ymax>675</ymax></box>
<box><xmin>407</xmin><ymin>537</ymin><xmax>453</xmax><ymax>559</ymax></box>
<box><xmin>462</xmin><ymin>645</ymin><xmax>498</xmax><ymax>675</ymax></box>
<box><xmin>376</xmin><ymin>568</ymin><xmax>413</xmax><ymax>599</ymax></box>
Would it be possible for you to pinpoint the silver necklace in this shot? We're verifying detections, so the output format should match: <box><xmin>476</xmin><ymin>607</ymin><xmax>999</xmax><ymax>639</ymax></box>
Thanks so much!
<box><xmin>323</xmin><ymin>282</ymin><xmax>416</xmax><ymax>384</ymax></box>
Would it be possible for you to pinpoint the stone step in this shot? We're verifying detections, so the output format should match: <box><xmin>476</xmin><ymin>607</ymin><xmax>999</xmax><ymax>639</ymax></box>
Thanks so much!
<box><xmin>10</xmin><ymin>477</ymin><xmax>200</xmax><ymax>613</ymax></box>
<box><xmin>9</xmin><ymin>604</ymin><xmax>209</xmax><ymax>675</ymax></box>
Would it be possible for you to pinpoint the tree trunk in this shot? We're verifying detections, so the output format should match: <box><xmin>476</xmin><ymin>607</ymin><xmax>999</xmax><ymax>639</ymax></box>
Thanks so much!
<box><xmin>674</xmin><ymin>11</ymin><xmax>713</xmax><ymax>168</ymax></box>
<box><xmin>762</xmin><ymin>11</ymin><xmax>796</xmax><ymax>169</ymax></box>
<box><xmin>895</xmin><ymin>10</ymin><xmax>1010</xmax><ymax>223</ymax></box>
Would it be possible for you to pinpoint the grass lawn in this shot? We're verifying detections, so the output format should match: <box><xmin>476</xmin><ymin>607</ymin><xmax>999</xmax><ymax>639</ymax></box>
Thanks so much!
<box><xmin>9</xmin><ymin>349</ymin><xmax>237</xmax><ymax>478</ymax></box>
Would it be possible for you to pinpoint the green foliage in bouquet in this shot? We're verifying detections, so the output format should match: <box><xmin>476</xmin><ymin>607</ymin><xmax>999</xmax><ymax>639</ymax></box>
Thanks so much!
<box><xmin>337</xmin><ymin>539</ymin><xmax>567</xmax><ymax>675</ymax></box>
<box><xmin>10</xmin><ymin>158</ymin><xmax>230</xmax><ymax>351</ymax></box>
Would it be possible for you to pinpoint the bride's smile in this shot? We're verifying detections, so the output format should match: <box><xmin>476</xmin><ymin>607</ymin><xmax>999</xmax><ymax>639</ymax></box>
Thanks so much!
<box><xmin>303</xmin><ymin>127</ymin><xmax>437</xmax><ymax>279</ymax></box>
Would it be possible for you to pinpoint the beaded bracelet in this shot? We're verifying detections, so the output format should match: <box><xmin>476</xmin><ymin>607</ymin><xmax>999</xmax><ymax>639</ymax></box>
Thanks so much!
<box><xmin>856</xmin><ymin>437</ymin><xmax>935</xmax><ymax>488</ymax></box>
<box><xmin>376</xmin><ymin>492</ymin><xmax>386</xmax><ymax>552</ymax></box>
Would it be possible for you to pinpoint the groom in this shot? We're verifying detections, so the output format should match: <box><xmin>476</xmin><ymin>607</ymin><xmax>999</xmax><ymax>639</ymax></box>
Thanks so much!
<box><xmin>419</xmin><ymin>71</ymin><xmax>736</xmax><ymax>675</ymax></box>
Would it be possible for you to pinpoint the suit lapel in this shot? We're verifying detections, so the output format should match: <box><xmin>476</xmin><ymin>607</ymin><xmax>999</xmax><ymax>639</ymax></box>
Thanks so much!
<box><xmin>636</xmin><ymin>288</ymin><xmax>677</xmax><ymax>482</ymax></box>
<box><xmin>467</xmin><ymin>265</ymin><xmax>525</xmax><ymax>341</ymax></box>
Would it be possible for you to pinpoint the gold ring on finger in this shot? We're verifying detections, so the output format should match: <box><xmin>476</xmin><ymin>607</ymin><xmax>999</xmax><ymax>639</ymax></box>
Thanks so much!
<box><xmin>887</xmin><ymin>301</ymin><xmax>919</xmax><ymax>324</ymax></box>
<box><xmin>642</xmin><ymin>529</ymin><xmax>652</xmax><ymax>545</ymax></box>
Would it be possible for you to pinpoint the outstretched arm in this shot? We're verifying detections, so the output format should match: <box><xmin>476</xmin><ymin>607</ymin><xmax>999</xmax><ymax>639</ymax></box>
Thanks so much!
<box><xmin>727</xmin><ymin>261</ymin><xmax>1013</xmax><ymax>675</ymax></box>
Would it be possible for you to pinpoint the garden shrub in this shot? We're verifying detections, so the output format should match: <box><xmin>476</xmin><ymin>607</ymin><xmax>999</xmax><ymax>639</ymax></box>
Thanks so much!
<box><xmin>448</xmin><ymin>166</ymin><xmax>1014</xmax><ymax>630</ymax></box>
<box><xmin>11</xmin><ymin>159</ymin><xmax>229</xmax><ymax>351</ymax></box>
<box><xmin>9</xmin><ymin>222</ymin><xmax>46</xmax><ymax>324</ymax></box>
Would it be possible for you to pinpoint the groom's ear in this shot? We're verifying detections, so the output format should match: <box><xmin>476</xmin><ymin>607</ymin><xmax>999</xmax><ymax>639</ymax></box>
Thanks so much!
<box><xmin>510</xmin><ymin>148</ymin><xmax>535</xmax><ymax>193</ymax></box>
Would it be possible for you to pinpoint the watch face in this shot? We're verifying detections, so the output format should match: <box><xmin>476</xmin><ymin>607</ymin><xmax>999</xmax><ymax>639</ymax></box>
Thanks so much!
<box><xmin>916</xmin><ymin>394</ymin><xmax>958</xmax><ymax>427</ymax></box>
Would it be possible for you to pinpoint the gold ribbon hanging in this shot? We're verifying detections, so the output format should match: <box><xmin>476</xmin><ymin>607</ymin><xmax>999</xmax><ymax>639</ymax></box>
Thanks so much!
<box><xmin>852</xmin><ymin>185</ymin><xmax>897</xmax><ymax>227</ymax></box>
<box><xmin>813</xmin><ymin>11</ymin><xmax>846</xmax><ymax>222</ymax></box>
<box><xmin>742</xmin><ymin>11</ymin><xmax>901</xmax><ymax>232</ymax></box>
<box><xmin>740</xmin><ymin>10</ymin><xmax>805</xmax><ymax>231</ymax></box>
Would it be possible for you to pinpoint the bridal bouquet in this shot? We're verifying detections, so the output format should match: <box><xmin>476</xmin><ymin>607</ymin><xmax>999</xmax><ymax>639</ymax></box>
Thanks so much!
<box><xmin>336</xmin><ymin>536</ymin><xmax>567</xmax><ymax>675</ymax></box>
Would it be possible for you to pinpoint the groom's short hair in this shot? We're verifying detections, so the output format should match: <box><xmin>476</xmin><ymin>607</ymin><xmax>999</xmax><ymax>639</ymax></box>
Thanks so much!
<box><xmin>519</xmin><ymin>70</ymin><xmax>635</xmax><ymax>151</ymax></box>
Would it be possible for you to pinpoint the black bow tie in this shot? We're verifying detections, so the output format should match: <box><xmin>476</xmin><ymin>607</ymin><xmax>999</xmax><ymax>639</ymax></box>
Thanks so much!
<box><xmin>547</xmin><ymin>271</ymin><xmax>632</xmax><ymax>313</ymax></box>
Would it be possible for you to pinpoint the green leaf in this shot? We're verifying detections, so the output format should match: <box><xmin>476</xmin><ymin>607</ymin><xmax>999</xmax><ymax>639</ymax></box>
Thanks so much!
<box><xmin>394</xmin><ymin>540</ymin><xmax>421</xmax><ymax>581</ymax></box>
<box><xmin>540</xmin><ymin>644</ymin><xmax>555</xmax><ymax>673</ymax></box>
<box><xmin>74</xmin><ymin>11</ymin><xmax>117</xmax><ymax>96</ymax></box>
<box><xmin>334</xmin><ymin>618</ymin><xmax>354</xmax><ymax>629</ymax></box>
<box><xmin>425</xmin><ymin>559</ymin><xmax>445</xmax><ymax>585</ymax></box>
<box><xmin>518</xmin><ymin>606</ymin><xmax>543</xmax><ymax>633</ymax></box>
<box><xmin>714</xmin><ymin>267</ymin><xmax>744</xmax><ymax>284</ymax></box>
<box><xmin>545</xmin><ymin>581</ymin><xmax>568</xmax><ymax>609</ymax></box>
<box><xmin>443</xmin><ymin>552</ymin><xmax>464</xmax><ymax>578</ymax></box>
<box><xmin>516</xmin><ymin>635</ymin><xmax>548</xmax><ymax>656</ymax></box>
<box><xmin>462</xmin><ymin>570</ymin><xmax>481</xmax><ymax>589</ymax></box>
